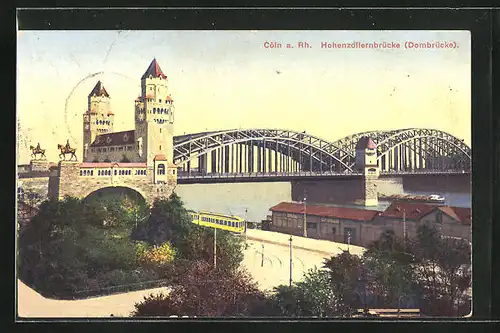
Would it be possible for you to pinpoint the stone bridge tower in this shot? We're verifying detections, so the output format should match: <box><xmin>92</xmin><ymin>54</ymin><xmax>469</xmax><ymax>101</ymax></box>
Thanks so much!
<box><xmin>83</xmin><ymin>81</ymin><xmax>114</xmax><ymax>161</ymax></box>
<box><xmin>135</xmin><ymin>59</ymin><xmax>175</xmax><ymax>168</ymax></box>
<box><xmin>355</xmin><ymin>136</ymin><xmax>380</xmax><ymax>206</ymax></box>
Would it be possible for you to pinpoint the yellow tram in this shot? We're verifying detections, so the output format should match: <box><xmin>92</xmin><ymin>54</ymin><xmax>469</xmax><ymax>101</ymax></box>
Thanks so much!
<box><xmin>188</xmin><ymin>210</ymin><xmax>245</xmax><ymax>234</ymax></box>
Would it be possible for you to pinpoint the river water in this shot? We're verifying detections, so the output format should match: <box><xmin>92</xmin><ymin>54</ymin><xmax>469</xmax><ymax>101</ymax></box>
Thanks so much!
<box><xmin>175</xmin><ymin>182</ymin><xmax>471</xmax><ymax>222</ymax></box>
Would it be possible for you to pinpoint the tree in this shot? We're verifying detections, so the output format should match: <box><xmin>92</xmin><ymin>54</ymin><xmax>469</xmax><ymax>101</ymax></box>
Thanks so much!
<box><xmin>18</xmin><ymin>196</ymin><xmax>157</xmax><ymax>299</ymax></box>
<box><xmin>323</xmin><ymin>251</ymin><xmax>363</xmax><ymax>317</ymax></box>
<box><xmin>134</xmin><ymin>193</ymin><xmax>244</xmax><ymax>273</ymax></box>
<box><xmin>18</xmin><ymin>188</ymin><xmax>45</xmax><ymax>207</ymax></box>
<box><xmin>133</xmin><ymin>261</ymin><xmax>268</xmax><ymax>317</ymax></box>
<box><xmin>362</xmin><ymin>230</ymin><xmax>419</xmax><ymax>309</ymax></box>
<box><xmin>269</xmin><ymin>267</ymin><xmax>336</xmax><ymax>317</ymax></box>
<box><xmin>136</xmin><ymin>241</ymin><xmax>177</xmax><ymax>268</ymax></box>
<box><xmin>411</xmin><ymin>223</ymin><xmax>471</xmax><ymax>316</ymax></box>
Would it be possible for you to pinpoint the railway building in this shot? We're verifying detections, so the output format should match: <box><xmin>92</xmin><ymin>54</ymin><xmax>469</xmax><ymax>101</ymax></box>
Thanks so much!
<box><xmin>269</xmin><ymin>201</ymin><xmax>471</xmax><ymax>247</ymax></box>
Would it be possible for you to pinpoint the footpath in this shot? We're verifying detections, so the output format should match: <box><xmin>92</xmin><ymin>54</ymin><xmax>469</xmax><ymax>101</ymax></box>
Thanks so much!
<box><xmin>245</xmin><ymin>229</ymin><xmax>366</xmax><ymax>257</ymax></box>
<box><xmin>17</xmin><ymin>280</ymin><xmax>169</xmax><ymax>318</ymax></box>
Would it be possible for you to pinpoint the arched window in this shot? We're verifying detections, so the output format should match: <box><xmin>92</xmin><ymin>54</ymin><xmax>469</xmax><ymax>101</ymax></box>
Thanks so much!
<box><xmin>157</xmin><ymin>164</ymin><xmax>165</xmax><ymax>175</ymax></box>
<box><xmin>153</xmin><ymin>108</ymin><xmax>156</xmax><ymax>114</ymax></box>
<box><xmin>98</xmin><ymin>170</ymin><xmax>101</xmax><ymax>176</ymax></box>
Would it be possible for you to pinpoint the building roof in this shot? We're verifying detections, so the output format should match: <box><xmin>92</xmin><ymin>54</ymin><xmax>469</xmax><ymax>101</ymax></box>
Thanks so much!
<box><xmin>90</xmin><ymin>130</ymin><xmax>135</xmax><ymax>147</ymax></box>
<box><xmin>88</xmin><ymin>81</ymin><xmax>110</xmax><ymax>98</ymax></box>
<box><xmin>270</xmin><ymin>202</ymin><xmax>381</xmax><ymax>222</ymax></box>
<box><xmin>355</xmin><ymin>136</ymin><xmax>377</xmax><ymax>150</ymax></box>
<box><xmin>80</xmin><ymin>162</ymin><xmax>147</xmax><ymax>168</ymax></box>
<box><xmin>141</xmin><ymin>58</ymin><xmax>167</xmax><ymax>80</ymax></box>
<box><xmin>154</xmin><ymin>154</ymin><xmax>167</xmax><ymax>161</ymax></box>
<box><xmin>165</xmin><ymin>94</ymin><xmax>173</xmax><ymax>101</ymax></box>
<box><xmin>381</xmin><ymin>202</ymin><xmax>437</xmax><ymax>220</ymax></box>
<box><xmin>437</xmin><ymin>206</ymin><xmax>472</xmax><ymax>225</ymax></box>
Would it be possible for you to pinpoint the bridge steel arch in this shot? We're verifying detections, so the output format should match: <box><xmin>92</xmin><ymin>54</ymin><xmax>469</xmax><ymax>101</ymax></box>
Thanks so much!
<box><xmin>173</xmin><ymin>129</ymin><xmax>355</xmax><ymax>173</ymax></box>
<box><xmin>173</xmin><ymin>128</ymin><xmax>471</xmax><ymax>175</ymax></box>
<box><xmin>339</xmin><ymin>128</ymin><xmax>471</xmax><ymax>172</ymax></box>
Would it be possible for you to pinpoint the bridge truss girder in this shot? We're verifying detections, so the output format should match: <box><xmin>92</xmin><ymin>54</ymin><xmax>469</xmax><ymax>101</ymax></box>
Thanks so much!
<box><xmin>173</xmin><ymin>129</ymin><xmax>354</xmax><ymax>173</ymax></box>
<box><xmin>173</xmin><ymin>128</ymin><xmax>471</xmax><ymax>174</ymax></box>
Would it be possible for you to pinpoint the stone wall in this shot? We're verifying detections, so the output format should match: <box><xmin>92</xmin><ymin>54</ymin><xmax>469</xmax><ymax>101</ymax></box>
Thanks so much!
<box><xmin>362</xmin><ymin>174</ymin><xmax>379</xmax><ymax>207</ymax></box>
<box><xmin>30</xmin><ymin>160</ymin><xmax>50</xmax><ymax>172</ymax></box>
<box><xmin>56</xmin><ymin>162</ymin><xmax>177</xmax><ymax>203</ymax></box>
<box><xmin>17</xmin><ymin>176</ymin><xmax>51</xmax><ymax>199</ymax></box>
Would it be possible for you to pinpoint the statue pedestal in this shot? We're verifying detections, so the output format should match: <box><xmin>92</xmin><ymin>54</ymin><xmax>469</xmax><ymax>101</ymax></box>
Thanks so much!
<box><xmin>30</xmin><ymin>160</ymin><xmax>49</xmax><ymax>172</ymax></box>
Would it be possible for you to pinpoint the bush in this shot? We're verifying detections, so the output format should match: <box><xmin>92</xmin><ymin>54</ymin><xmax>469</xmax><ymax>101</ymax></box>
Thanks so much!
<box><xmin>133</xmin><ymin>260</ymin><xmax>267</xmax><ymax>317</ymax></box>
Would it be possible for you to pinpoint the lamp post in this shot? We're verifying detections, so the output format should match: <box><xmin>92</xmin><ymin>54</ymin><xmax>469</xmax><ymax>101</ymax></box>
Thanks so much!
<box><xmin>261</xmin><ymin>243</ymin><xmax>264</xmax><ymax>267</ymax></box>
<box><xmin>303</xmin><ymin>196</ymin><xmax>307</xmax><ymax>238</ymax></box>
<box><xmin>289</xmin><ymin>236</ymin><xmax>293</xmax><ymax>287</ymax></box>
<box><xmin>403</xmin><ymin>209</ymin><xmax>406</xmax><ymax>250</ymax></box>
<box><xmin>245</xmin><ymin>208</ymin><xmax>248</xmax><ymax>245</ymax></box>
<box><xmin>214</xmin><ymin>228</ymin><xmax>217</xmax><ymax>269</ymax></box>
<box><xmin>347</xmin><ymin>230</ymin><xmax>351</xmax><ymax>253</ymax></box>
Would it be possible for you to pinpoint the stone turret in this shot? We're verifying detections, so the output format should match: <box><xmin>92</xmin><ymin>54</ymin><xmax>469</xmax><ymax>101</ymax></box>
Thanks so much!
<box><xmin>83</xmin><ymin>81</ymin><xmax>114</xmax><ymax>161</ymax></box>
<box><xmin>355</xmin><ymin>136</ymin><xmax>380</xmax><ymax>207</ymax></box>
<box><xmin>135</xmin><ymin>59</ymin><xmax>175</xmax><ymax>167</ymax></box>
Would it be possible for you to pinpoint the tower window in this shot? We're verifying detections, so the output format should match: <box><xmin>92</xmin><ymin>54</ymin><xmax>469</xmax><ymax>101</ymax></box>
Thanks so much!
<box><xmin>160</xmin><ymin>128</ymin><xmax>162</xmax><ymax>133</ymax></box>
<box><xmin>159</xmin><ymin>99</ymin><xmax>162</xmax><ymax>103</ymax></box>
<box><xmin>159</xmin><ymin>145</ymin><xmax>162</xmax><ymax>150</ymax></box>
<box><xmin>157</xmin><ymin>164</ymin><xmax>165</xmax><ymax>175</ymax></box>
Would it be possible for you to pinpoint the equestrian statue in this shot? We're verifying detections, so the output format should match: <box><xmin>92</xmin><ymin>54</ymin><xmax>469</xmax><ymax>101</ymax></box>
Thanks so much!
<box><xmin>29</xmin><ymin>142</ymin><xmax>46</xmax><ymax>160</ymax></box>
<box><xmin>58</xmin><ymin>140</ymin><xmax>77</xmax><ymax>161</ymax></box>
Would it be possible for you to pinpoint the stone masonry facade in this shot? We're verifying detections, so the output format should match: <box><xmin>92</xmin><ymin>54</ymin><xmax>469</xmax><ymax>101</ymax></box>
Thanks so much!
<box><xmin>55</xmin><ymin>161</ymin><xmax>177</xmax><ymax>204</ymax></box>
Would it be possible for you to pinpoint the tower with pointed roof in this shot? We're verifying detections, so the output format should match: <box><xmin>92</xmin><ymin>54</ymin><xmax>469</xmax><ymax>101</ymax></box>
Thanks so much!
<box><xmin>355</xmin><ymin>136</ymin><xmax>380</xmax><ymax>206</ymax></box>
<box><xmin>83</xmin><ymin>81</ymin><xmax>114</xmax><ymax>161</ymax></box>
<box><xmin>135</xmin><ymin>58</ymin><xmax>175</xmax><ymax>167</ymax></box>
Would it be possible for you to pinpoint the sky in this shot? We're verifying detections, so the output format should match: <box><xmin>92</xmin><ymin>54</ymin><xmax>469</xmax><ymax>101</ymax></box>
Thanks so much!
<box><xmin>17</xmin><ymin>30</ymin><xmax>471</xmax><ymax>163</ymax></box>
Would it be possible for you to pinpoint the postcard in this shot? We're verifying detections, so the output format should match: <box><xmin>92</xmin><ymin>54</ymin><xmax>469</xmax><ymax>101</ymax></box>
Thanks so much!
<box><xmin>17</xmin><ymin>30</ymin><xmax>471</xmax><ymax>319</ymax></box>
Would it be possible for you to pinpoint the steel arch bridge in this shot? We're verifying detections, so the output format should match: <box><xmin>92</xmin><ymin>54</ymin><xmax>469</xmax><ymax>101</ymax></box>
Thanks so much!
<box><xmin>173</xmin><ymin>128</ymin><xmax>471</xmax><ymax>179</ymax></box>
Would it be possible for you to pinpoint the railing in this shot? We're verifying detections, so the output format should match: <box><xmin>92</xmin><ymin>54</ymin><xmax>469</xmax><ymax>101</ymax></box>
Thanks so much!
<box><xmin>177</xmin><ymin>171</ymin><xmax>364</xmax><ymax>179</ymax></box>
<box><xmin>380</xmin><ymin>169</ymin><xmax>470</xmax><ymax>175</ymax></box>
<box><xmin>177</xmin><ymin>169</ymin><xmax>469</xmax><ymax>179</ymax></box>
